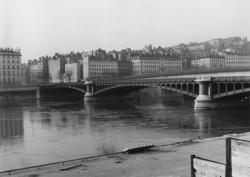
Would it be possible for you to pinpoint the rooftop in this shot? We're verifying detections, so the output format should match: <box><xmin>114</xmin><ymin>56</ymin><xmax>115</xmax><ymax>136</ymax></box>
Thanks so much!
<box><xmin>0</xmin><ymin>48</ymin><xmax>21</xmax><ymax>56</ymax></box>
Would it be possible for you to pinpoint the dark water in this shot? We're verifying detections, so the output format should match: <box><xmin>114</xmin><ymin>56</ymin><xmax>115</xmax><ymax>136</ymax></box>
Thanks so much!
<box><xmin>0</xmin><ymin>88</ymin><xmax>250</xmax><ymax>171</ymax></box>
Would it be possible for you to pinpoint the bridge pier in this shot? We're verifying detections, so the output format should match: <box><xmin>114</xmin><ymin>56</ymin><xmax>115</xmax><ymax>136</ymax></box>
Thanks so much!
<box><xmin>194</xmin><ymin>78</ymin><xmax>217</xmax><ymax>110</ymax></box>
<box><xmin>84</xmin><ymin>80</ymin><xmax>95</xmax><ymax>101</ymax></box>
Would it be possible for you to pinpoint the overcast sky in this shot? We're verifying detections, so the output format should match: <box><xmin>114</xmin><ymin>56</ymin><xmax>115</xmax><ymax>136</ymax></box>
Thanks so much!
<box><xmin>1</xmin><ymin>0</ymin><xmax>250</xmax><ymax>62</ymax></box>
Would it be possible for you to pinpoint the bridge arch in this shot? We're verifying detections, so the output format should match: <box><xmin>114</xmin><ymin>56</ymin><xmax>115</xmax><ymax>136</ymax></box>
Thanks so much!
<box><xmin>213</xmin><ymin>87</ymin><xmax>250</xmax><ymax>99</ymax></box>
<box><xmin>65</xmin><ymin>86</ymin><xmax>87</xmax><ymax>94</ymax></box>
<box><xmin>93</xmin><ymin>83</ymin><xmax>197</xmax><ymax>98</ymax></box>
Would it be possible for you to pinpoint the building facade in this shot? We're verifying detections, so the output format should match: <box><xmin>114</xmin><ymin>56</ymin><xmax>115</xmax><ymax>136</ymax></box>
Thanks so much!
<box><xmin>223</xmin><ymin>53</ymin><xmax>250</xmax><ymax>68</ymax></box>
<box><xmin>132</xmin><ymin>58</ymin><xmax>181</xmax><ymax>76</ymax></box>
<box><xmin>191</xmin><ymin>53</ymin><xmax>250</xmax><ymax>69</ymax></box>
<box><xmin>28</xmin><ymin>60</ymin><xmax>44</xmax><ymax>83</ymax></box>
<box><xmin>238</xmin><ymin>56</ymin><xmax>250</xmax><ymax>67</ymax></box>
<box><xmin>0</xmin><ymin>48</ymin><xmax>21</xmax><ymax>85</ymax></box>
<box><xmin>27</xmin><ymin>58</ymin><xmax>49</xmax><ymax>83</ymax></box>
<box><xmin>191</xmin><ymin>57</ymin><xmax>226</xmax><ymax>69</ymax></box>
<box><xmin>117</xmin><ymin>61</ymin><xmax>132</xmax><ymax>77</ymax></box>
<box><xmin>83</xmin><ymin>55</ymin><xmax>118</xmax><ymax>80</ymax></box>
<box><xmin>20</xmin><ymin>63</ymin><xmax>28</xmax><ymax>84</ymax></box>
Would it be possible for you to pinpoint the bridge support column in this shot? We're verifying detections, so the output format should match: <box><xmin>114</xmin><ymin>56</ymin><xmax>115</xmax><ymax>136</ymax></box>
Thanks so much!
<box><xmin>84</xmin><ymin>80</ymin><xmax>95</xmax><ymax>101</ymax></box>
<box><xmin>36</xmin><ymin>89</ymin><xmax>40</xmax><ymax>99</ymax></box>
<box><xmin>194</xmin><ymin>78</ymin><xmax>217</xmax><ymax>110</ymax></box>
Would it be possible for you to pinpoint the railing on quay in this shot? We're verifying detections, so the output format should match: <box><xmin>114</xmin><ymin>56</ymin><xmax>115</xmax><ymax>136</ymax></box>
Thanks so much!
<box><xmin>0</xmin><ymin>137</ymin><xmax>198</xmax><ymax>176</ymax></box>
<box><xmin>0</xmin><ymin>152</ymin><xmax>122</xmax><ymax>175</ymax></box>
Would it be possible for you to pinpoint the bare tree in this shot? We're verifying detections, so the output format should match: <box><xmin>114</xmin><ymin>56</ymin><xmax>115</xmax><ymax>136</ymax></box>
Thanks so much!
<box><xmin>57</xmin><ymin>71</ymin><xmax>64</xmax><ymax>83</ymax></box>
<box><xmin>64</xmin><ymin>70</ymin><xmax>73</xmax><ymax>83</ymax></box>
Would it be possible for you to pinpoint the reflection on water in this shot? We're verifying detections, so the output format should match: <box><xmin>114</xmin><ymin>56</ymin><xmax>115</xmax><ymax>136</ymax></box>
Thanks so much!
<box><xmin>0</xmin><ymin>106</ymin><xmax>24</xmax><ymax>140</ymax></box>
<box><xmin>194</xmin><ymin>108</ymin><xmax>250</xmax><ymax>136</ymax></box>
<box><xmin>0</xmin><ymin>88</ymin><xmax>250</xmax><ymax>171</ymax></box>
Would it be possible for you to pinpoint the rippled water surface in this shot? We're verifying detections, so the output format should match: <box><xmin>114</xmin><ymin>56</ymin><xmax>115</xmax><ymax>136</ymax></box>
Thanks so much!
<box><xmin>1</xmin><ymin>88</ymin><xmax>250</xmax><ymax>171</ymax></box>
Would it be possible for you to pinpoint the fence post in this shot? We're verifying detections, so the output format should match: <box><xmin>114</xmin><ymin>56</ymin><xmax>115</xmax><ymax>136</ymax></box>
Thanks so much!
<box><xmin>226</xmin><ymin>138</ymin><xmax>232</xmax><ymax>177</ymax></box>
<box><xmin>191</xmin><ymin>154</ymin><xmax>195</xmax><ymax>177</ymax></box>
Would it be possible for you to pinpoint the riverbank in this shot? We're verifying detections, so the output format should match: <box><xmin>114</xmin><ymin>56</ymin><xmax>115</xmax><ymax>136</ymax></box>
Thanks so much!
<box><xmin>1</xmin><ymin>132</ymin><xmax>250</xmax><ymax>177</ymax></box>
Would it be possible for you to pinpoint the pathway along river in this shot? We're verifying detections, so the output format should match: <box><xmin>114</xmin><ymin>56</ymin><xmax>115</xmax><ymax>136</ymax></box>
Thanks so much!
<box><xmin>0</xmin><ymin>88</ymin><xmax>250</xmax><ymax>171</ymax></box>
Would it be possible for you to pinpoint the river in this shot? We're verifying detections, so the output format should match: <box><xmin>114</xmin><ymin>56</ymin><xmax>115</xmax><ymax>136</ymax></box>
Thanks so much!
<box><xmin>0</xmin><ymin>88</ymin><xmax>250</xmax><ymax>171</ymax></box>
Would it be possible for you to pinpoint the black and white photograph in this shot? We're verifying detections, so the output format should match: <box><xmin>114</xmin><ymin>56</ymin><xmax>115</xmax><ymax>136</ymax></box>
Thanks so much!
<box><xmin>0</xmin><ymin>0</ymin><xmax>250</xmax><ymax>176</ymax></box>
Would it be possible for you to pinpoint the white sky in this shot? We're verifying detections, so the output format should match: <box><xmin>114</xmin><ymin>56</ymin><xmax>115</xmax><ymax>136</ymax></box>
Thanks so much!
<box><xmin>1</xmin><ymin>0</ymin><xmax>250</xmax><ymax>62</ymax></box>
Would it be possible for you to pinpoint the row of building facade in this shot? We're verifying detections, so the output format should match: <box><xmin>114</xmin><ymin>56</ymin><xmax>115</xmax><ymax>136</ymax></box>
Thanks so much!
<box><xmin>191</xmin><ymin>53</ymin><xmax>250</xmax><ymax>69</ymax></box>
<box><xmin>1</xmin><ymin>47</ymin><xmax>250</xmax><ymax>86</ymax></box>
<box><xmin>26</xmin><ymin>51</ymin><xmax>183</xmax><ymax>83</ymax></box>
<box><xmin>26</xmin><ymin>51</ymin><xmax>250</xmax><ymax>83</ymax></box>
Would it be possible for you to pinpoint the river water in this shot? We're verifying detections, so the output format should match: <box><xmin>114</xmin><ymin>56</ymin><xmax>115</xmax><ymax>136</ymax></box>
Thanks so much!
<box><xmin>0</xmin><ymin>88</ymin><xmax>250</xmax><ymax>171</ymax></box>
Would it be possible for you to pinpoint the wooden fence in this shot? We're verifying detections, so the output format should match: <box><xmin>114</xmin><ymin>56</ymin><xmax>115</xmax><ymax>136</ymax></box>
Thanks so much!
<box><xmin>191</xmin><ymin>137</ymin><xmax>250</xmax><ymax>177</ymax></box>
<box><xmin>226</xmin><ymin>138</ymin><xmax>250</xmax><ymax>177</ymax></box>
<box><xmin>191</xmin><ymin>155</ymin><xmax>225</xmax><ymax>177</ymax></box>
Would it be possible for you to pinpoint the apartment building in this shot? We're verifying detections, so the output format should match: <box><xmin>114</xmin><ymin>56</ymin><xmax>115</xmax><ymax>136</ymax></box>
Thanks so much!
<box><xmin>132</xmin><ymin>58</ymin><xmax>181</xmax><ymax>76</ymax></box>
<box><xmin>29</xmin><ymin>60</ymin><xmax>44</xmax><ymax>83</ymax></box>
<box><xmin>191</xmin><ymin>57</ymin><xmax>226</xmax><ymax>69</ymax></box>
<box><xmin>0</xmin><ymin>48</ymin><xmax>21</xmax><ymax>85</ymax></box>
<box><xmin>223</xmin><ymin>53</ymin><xmax>250</xmax><ymax>68</ymax></box>
<box><xmin>83</xmin><ymin>55</ymin><xmax>118</xmax><ymax>80</ymax></box>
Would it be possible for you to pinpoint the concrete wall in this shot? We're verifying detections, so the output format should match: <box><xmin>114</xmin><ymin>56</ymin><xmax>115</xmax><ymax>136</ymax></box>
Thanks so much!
<box><xmin>83</xmin><ymin>55</ymin><xmax>90</xmax><ymax>79</ymax></box>
<box><xmin>48</xmin><ymin>59</ymin><xmax>61</xmax><ymax>83</ymax></box>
